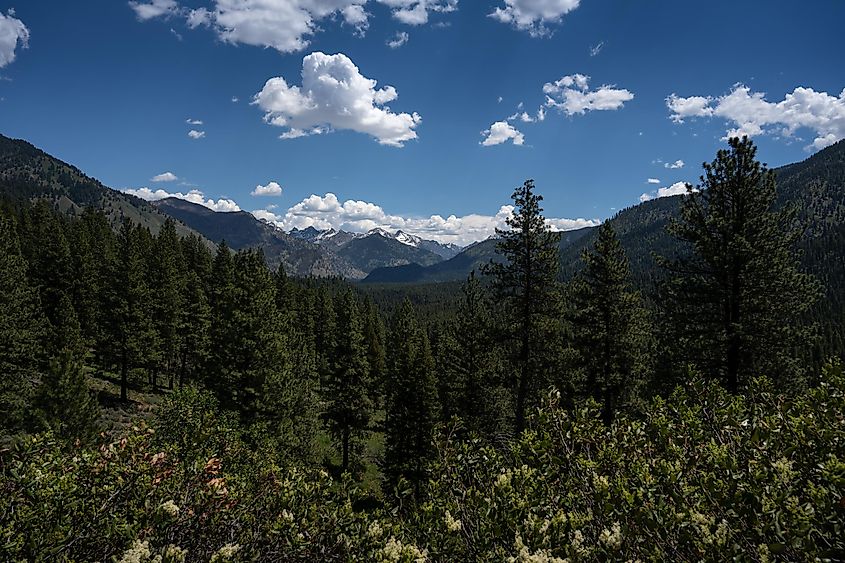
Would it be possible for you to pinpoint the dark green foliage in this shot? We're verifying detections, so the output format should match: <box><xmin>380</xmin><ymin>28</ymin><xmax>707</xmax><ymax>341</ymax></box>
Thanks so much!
<box><xmin>104</xmin><ymin>219</ymin><xmax>158</xmax><ymax>402</ymax></box>
<box><xmin>0</xmin><ymin>215</ymin><xmax>48</xmax><ymax>432</ymax></box>
<box><xmin>569</xmin><ymin>223</ymin><xmax>652</xmax><ymax>422</ymax></box>
<box><xmin>32</xmin><ymin>351</ymin><xmax>100</xmax><ymax>443</ymax></box>
<box><xmin>437</xmin><ymin>272</ymin><xmax>507</xmax><ymax>435</ymax></box>
<box><xmin>362</xmin><ymin>296</ymin><xmax>387</xmax><ymax>408</ymax></box>
<box><xmin>660</xmin><ymin>137</ymin><xmax>820</xmax><ymax>392</ymax></box>
<box><xmin>314</xmin><ymin>285</ymin><xmax>337</xmax><ymax>382</ymax></box>
<box><xmin>384</xmin><ymin>300</ymin><xmax>438</xmax><ymax>493</ymax></box>
<box><xmin>149</xmin><ymin>219</ymin><xmax>187</xmax><ymax>389</ymax></box>
<box><xmin>323</xmin><ymin>290</ymin><xmax>372</xmax><ymax>472</ymax></box>
<box><xmin>483</xmin><ymin>179</ymin><xmax>562</xmax><ymax>432</ymax></box>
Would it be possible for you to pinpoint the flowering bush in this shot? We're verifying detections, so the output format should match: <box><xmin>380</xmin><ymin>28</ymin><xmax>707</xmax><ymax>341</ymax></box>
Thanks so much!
<box><xmin>407</xmin><ymin>362</ymin><xmax>845</xmax><ymax>561</ymax></box>
<box><xmin>1</xmin><ymin>364</ymin><xmax>843</xmax><ymax>561</ymax></box>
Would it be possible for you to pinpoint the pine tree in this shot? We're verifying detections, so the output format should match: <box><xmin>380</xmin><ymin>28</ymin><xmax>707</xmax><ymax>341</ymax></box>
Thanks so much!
<box><xmin>323</xmin><ymin>290</ymin><xmax>372</xmax><ymax>473</ymax></box>
<box><xmin>384</xmin><ymin>300</ymin><xmax>438</xmax><ymax>494</ymax></box>
<box><xmin>0</xmin><ymin>215</ymin><xmax>48</xmax><ymax>432</ymax></box>
<box><xmin>179</xmin><ymin>271</ymin><xmax>211</xmax><ymax>387</ymax></box>
<box><xmin>483</xmin><ymin>179</ymin><xmax>562</xmax><ymax>433</ymax></box>
<box><xmin>362</xmin><ymin>296</ymin><xmax>387</xmax><ymax>409</ymax></box>
<box><xmin>33</xmin><ymin>350</ymin><xmax>100</xmax><ymax>443</ymax></box>
<box><xmin>105</xmin><ymin>219</ymin><xmax>157</xmax><ymax>402</ymax></box>
<box><xmin>206</xmin><ymin>241</ymin><xmax>236</xmax><ymax>401</ymax></box>
<box><xmin>569</xmin><ymin>223</ymin><xmax>650</xmax><ymax>423</ymax></box>
<box><xmin>442</xmin><ymin>272</ymin><xmax>503</xmax><ymax>433</ymax></box>
<box><xmin>150</xmin><ymin>219</ymin><xmax>187</xmax><ymax>388</ymax></box>
<box><xmin>314</xmin><ymin>286</ymin><xmax>337</xmax><ymax>385</ymax></box>
<box><xmin>660</xmin><ymin>137</ymin><xmax>820</xmax><ymax>391</ymax></box>
<box><xmin>18</xmin><ymin>201</ymin><xmax>74</xmax><ymax>329</ymax></box>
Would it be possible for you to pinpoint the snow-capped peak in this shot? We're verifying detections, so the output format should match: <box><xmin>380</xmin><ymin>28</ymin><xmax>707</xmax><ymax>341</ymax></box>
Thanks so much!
<box><xmin>394</xmin><ymin>230</ymin><xmax>422</xmax><ymax>247</ymax></box>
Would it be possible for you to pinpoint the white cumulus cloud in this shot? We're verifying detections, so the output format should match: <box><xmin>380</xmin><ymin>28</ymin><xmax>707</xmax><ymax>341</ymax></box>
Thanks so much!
<box><xmin>251</xmin><ymin>181</ymin><xmax>283</xmax><ymax>196</ymax></box>
<box><xmin>667</xmin><ymin>84</ymin><xmax>845</xmax><ymax>150</ymax></box>
<box><xmin>647</xmin><ymin>178</ymin><xmax>660</xmax><ymax>185</ymax></box>
<box><xmin>129</xmin><ymin>0</ymin><xmax>180</xmax><ymax>20</ymax></box>
<box><xmin>124</xmin><ymin>186</ymin><xmax>241</xmax><ymax>212</ymax></box>
<box><xmin>386</xmin><ymin>31</ymin><xmax>409</xmax><ymax>48</ymax></box>
<box><xmin>254</xmin><ymin>51</ymin><xmax>421</xmax><ymax>147</ymax></box>
<box><xmin>640</xmin><ymin>181</ymin><xmax>694</xmax><ymax>203</ymax></box>
<box><xmin>664</xmin><ymin>159</ymin><xmax>684</xmax><ymax>169</ymax></box>
<box><xmin>130</xmin><ymin>0</ymin><xmax>457</xmax><ymax>54</ymax></box>
<box><xmin>254</xmin><ymin>192</ymin><xmax>598</xmax><ymax>246</ymax></box>
<box><xmin>188</xmin><ymin>129</ymin><xmax>206</xmax><ymax>139</ymax></box>
<box><xmin>151</xmin><ymin>171</ymin><xmax>178</xmax><ymax>182</ymax></box>
<box><xmin>379</xmin><ymin>0</ymin><xmax>457</xmax><ymax>25</ymax></box>
<box><xmin>0</xmin><ymin>9</ymin><xmax>30</xmax><ymax>68</ymax></box>
<box><xmin>186</xmin><ymin>118</ymin><xmax>203</xmax><ymax>125</ymax></box>
<box><xmin>543</xmin><ymin>73</ymin><xmax>634</xmax><ymax>115</ymax></box>
<box><xmin>490</xmin><ymin>0</ymin><xmax>580</xmax><ymax>37</ymax></box>
<box><xmin>481</xmin><ymin>121</ymin><xmax>525</xmax><ymax>146</ymax></box>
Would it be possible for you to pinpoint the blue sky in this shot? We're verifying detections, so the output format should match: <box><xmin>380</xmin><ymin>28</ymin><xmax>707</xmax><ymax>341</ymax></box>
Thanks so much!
<box><xmin>1</xmin><ymin>0</ymin><xmax>844</xmax><ymax>244</ymax></box>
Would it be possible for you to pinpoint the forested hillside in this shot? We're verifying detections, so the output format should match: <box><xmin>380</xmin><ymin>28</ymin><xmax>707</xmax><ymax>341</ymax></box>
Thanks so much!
<box><xmin>1</xmin><ymin>137</ymin><xmax>843</xmax><ymax>561</ymax></box>
<box><xmin>0</xmin><ymin>135</ymin><xmax>199</xmax><ymax>239</ymax></box>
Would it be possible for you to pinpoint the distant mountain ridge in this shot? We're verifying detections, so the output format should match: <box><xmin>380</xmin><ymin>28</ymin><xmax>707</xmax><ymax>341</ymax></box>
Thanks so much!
<box><xmin>365</xmin><ymin>139</ymin><xmax>845</xmax><ymax>288</ymax></box>
<box><xmin>0</xmin><ymin>134</ymin><xmax>199</xmax><ymax>239</ymax></box>
<box><xmin>290</xmin><ymin>225</ymin><xmax>463</xmax><ymax>259</ymax></box>
<box><xmin>152</xmin><ymin>197</ymin><xmax>366</xmax><ymax>279</ymax></box>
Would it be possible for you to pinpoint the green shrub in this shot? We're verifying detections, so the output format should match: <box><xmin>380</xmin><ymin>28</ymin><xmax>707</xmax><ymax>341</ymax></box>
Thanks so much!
<box><xmin>1</xmin><ymin>363</ymin><xmax>843</xmax><ymax>561</ymax></box>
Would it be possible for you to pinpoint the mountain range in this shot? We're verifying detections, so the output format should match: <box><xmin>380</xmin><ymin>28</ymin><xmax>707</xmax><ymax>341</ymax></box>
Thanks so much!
<box><xmin>0</xmin><ymin>133</ymin><xmax>461</xmax><ymax>279</ymax></box>
<box><xmin>2</xmin><ymin>132</ymin><xmax>843</xmax><ymax>316</ymax></box>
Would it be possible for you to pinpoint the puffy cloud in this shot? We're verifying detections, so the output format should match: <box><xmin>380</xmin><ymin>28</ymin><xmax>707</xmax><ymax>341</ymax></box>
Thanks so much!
<box><xmin>379</xmin><ymin>0</ymin><xmax>457</xmax><ymax>25</ymax></box>
<box><xmin>256</xmin><ymin>192</ymin><xmax>598</xmax><ymax>246</ymax></box>
<box><xmin>490</xmin><ymin>0</ymin><xmax>580</xmax><ymax>37</ymax></box>
<box><xmin>186</xmin><ymin>118</ymin><xmax>203</xmax><ymax>125</ymax></box>
<box><xmin>251</xmin><ymin>181</ymin><xmax>283</xmax><ymax>196</ymax></box>
<box><xmin>254</xmin><ymin>51</ymin><xmax>421</xmax><ymax>147</ymax></box>
<box><xmin>481</xmin><ymin>121</ymin><xmax>525</xmax><ymax>146</ymax></box>
<box><xmin>544</xmin><ymin>73</ymin><xmax>634</xmax><ymax>115</ymax></box>
<box><xmin>151</xmin><ymin>171</ymin><xmax>178</xmax><ymax>182</ymax></box>
<box><xmin>664</xmin><ymin>159</ymin><xmax>685</xmax><ymax>169</ymax></box>
<box><xmin>0</xmin><ymin>9</ymin><xmax>30</xmax><ymax>68</ymax></box>
<box><xmin>386</xmin><ymin>31</ymin><xmax>409</xmax><ymax>48</ymax></box>
<box><xmin>129</xmin><ymin>0</ymin><xmax>180</xmax><ymax>20</ymax></box>
<box><xmin>667</xmin><ymin>84</ymin><xmax>845</xmax><ymax>150</ymax></box>
<box><xmin>639</xmin><ymin>181</ymin><xmax>694</xmax><ymax>202</ymax></box>
<box><xmin>124</xmin><ymin>187</ymin><xmax>241</xmax><ymax>212</ymax></box>
<box><xmin>188</xmin><ymin>129</ymin><xmax>206</xmax><ymax>139</ymax></box>
<box><xmin>130</xmin><ymin>0</ymin><xmax>456</xmax><ymax>54</ymax></box>
<box><xmin>647</xmin><ymin>178</ymin><xmax>660</xmax><ymax>185</ymax></box>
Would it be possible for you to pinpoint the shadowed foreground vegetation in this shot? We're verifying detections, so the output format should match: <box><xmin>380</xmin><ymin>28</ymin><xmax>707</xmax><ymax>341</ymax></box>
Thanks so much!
<box><xmin>2</xmin><ymin>363</ymin><xmax>843</xmax><ymax>562</ymax></box>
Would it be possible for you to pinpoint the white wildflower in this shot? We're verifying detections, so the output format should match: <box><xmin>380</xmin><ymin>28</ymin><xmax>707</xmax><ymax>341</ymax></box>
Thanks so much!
<box><xmin>163</xmin><ymin>545</ymin><xmax>187</xmax><ymax>562</ymax></box>
<box><xmin>599</xmin><ymin>522</ymin><xmax>623</xmax><ymax>550</ymax></box>
<box><xmin>445</xmin><ymin>510</ymin><xmax>462</xmax><ymax>533</ymax></box>
<box><xmin>159</xmin><ymin>500</ymin><xmax>180</xmax><ymax>518</ymax></box>
<box><xmin>210</xmin><ymin>543</ymin><xmax>241</xmax><ymax>562</ymax></box>
<box><xmin>367</xmin><ymin>521</ymin><xmax>383</xmax><ymax>538</ymax></box>
<box><xmin>507</xmin><ymin>531</ymin><xmax>568</xmax><ymax>563</ymax></box>
<box><xmin>496</xmin><ymin>471</ymin><xmax>513</xmax><ymax>489</ymax></box>
<box><xmin>382</xmin><ymin>537</ymin><xmax>427</xmax><ymax>562</ymax></box>
<box><xmin>119</xmin><ymin>540</ymin><xmax>151</xmax><ymax>563</ymax></box>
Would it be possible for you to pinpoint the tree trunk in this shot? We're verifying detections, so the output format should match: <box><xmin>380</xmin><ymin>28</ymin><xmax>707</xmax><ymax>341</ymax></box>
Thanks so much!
<box><xmin>342</xmin><ymin>426</ymin><xmax>350</xmax><ymax>472</ymax></box>
<box><xmin>120</xmin><ymin>348</ymin><xmax>128</xmax><ymax>403</ymax></box>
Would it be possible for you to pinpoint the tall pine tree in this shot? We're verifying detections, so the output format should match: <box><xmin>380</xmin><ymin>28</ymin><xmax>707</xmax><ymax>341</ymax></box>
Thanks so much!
<box><xmin>323</xmin><ymin>290</ymin><xmax>372</xmax><ymax>473</ymax></box>
<box><xmin>660</xmin><ymin>137</ymin><xmax>820</xmax><ymax>391</ymax></box>
<box><xmin>0</xmin><ymin>214</ymin><xmax>48</xmax><ymax>432</ymax></box>
<box><xmin>483</xmin><ymin>179</ymin><xmax>562</xmax><ymax>433</ymax></box>
<box><xmin>384</xmin><ymin>300</ymin><xmax>437</xmax><ymax>494</ymax></box>
<box><xmin>569</xmin><ymin>223</ymin><xmax>650</xmax><ymax>423</ymax></box>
